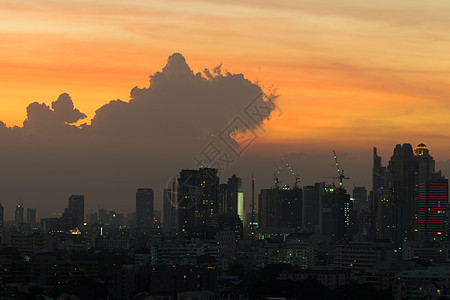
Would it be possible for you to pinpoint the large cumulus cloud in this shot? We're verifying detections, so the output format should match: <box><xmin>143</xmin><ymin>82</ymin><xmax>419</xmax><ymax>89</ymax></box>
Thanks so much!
<box><xmin>89</xmin><ymin>53</ymin><xmax>277</xmax><ymax>152</ymax></box>
<box><xmin>22</xmin><ymin>93</ymin><xmax>86</xmax><ymax>133</ymax></box>
<box><xmin>0</xmin><ymin>53</ymin><xmax>278</xmax><ymax>218</ymax></box>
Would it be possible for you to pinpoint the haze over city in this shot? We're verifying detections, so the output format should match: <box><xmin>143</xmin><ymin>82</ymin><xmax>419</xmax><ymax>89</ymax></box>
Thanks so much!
<box><xmin>1</xmin><ymin>1</ymin><xmax>450</xmax><ymax>220</ymax></box>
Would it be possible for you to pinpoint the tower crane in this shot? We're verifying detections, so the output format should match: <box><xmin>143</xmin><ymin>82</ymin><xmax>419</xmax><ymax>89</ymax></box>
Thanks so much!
<box><xmin>333</xmin><ymin>150</ymin><xmax>349</xmax><ymax>187</ymax></box>
<box><xmin>273</xmin><ymin>155</ymin><xmax>300</xmax><ymax>188</ymax></box>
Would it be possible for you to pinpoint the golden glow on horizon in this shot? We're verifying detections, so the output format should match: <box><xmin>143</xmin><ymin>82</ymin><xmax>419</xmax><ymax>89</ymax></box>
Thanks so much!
<box><xmin>1</xmin><ymin>0</ymin><xmax>450</xmax><ymax>157</ymax></box>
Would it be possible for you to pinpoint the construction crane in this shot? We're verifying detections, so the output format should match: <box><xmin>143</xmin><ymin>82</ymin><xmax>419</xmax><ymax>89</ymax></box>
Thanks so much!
<box><xmin>273</xmin><ymin>155</ymin><xmax>300</xmax><ymax>188</ymax></box>
<box><xmin>333</xmin><ymin>150</ymin><xmax>349</xmax><ymax>187</ymax></box>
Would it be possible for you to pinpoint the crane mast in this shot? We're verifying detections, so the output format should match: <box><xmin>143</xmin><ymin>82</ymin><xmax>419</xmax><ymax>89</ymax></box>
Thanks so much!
<box><xmin>333</xmin><ymin>150</ymin><xmax>349</xmax><ymax>187</ymax></box>
<box><xmin>273</xmin><ymin>155</ymin><xmax>300</xmax><ymax>188</ymax></box>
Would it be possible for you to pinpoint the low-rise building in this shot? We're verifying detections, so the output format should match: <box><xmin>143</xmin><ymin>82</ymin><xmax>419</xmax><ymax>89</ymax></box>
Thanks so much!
<box><xmin>333</xmin><ymin>240</ymin><xmax>392</xmax><ymax>271</ymax></box>
<box><xmin>392</xmin><ymin>269</ymin><xmax>450</xmax><ymax>300</ymax></box>
<box><xmin>278</xmin><ymin>268</ymin><xmax>354</xmax><ymax>290</ymax></box>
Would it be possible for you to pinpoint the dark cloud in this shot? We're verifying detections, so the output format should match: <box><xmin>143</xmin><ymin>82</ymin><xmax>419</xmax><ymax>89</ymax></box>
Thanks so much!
<box><xmin>89</xmin><ymin>53</ymin><xmax>278</xmax><ymax>153</ymax></box>
<box><xmin>21</xmin><ymin>93</ymin><xmax>87</xmax><ymax>135</ymax></box>
<box><xmin>0</xmin><ymin>53</ymin><xmax>279</xmax><ymax>218</ymax></box>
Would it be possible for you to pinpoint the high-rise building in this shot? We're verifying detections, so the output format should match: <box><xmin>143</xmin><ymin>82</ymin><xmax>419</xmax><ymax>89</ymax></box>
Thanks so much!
<box><xmin>99</xmin><ymin>208</ymin><xmax>108</xmax><ymax>224</ymax></box>
<box><xmin>303</xmin><ymin>182</ymin><xmax>325</xmax><ymax>231</ymax></box>
<box><xmin>419</xmin><ymin>174</ymin><xmax>448</xmax><ymax>239</ymax></box>
<box><xmin>68</xmin><ymin>195</ymin><xmax>85</xmax><ymax>228</ymax></box>
<box><xmin>0</xmin><ymin>203</ymin><xmax>3</xmax><ymax>227</ymax></box>
<box><xmin>27</xmin><ymin>208</ymin><xmax>37</xmax><ymax>224</ymax></box>
<box><xmin>414</xmin><ymin>143</ymin><xmax>435</xmax><ymax>184</ymax></box>
<box><xmin>259</xmin><ymin>188</ymin><xmax>278</xmax><ymax>228</ymax></box>
<box><xmin>195</xmin><ymin>168</ymin><xmax>219</xmax><ymax>228</ymax></box>
<box><xmin>321</xmin><ymin>186</ymin><xmax>355</xmax><ymax>240</ymax></box>
<box><xmin>15</xmin><ymin>204</ymin><xmax>24</xmax><ymax>225</ymax></box>
<box><xmin>226</xmin><ymin>175</ymin><xmax>245</xmax><ymax>223</ymax></box>
<box><xmin>259</xmin><ymin>185</ymin><xmax>302</xmax><ymax>231</ymax></box>
<box><xmin>176</xmin><ymin>168</ymin><xmax>220</xmax><ymax>236</ymax></box>
<box><xmin>218</xmin><ymin>183</ymin><xmax>228</xmax><ymax>213</ymax></box>
<box><xmin>386</xmin><ymin>144</ymin><xmax>419</xmax><ymax>245</ymax></box>
<box><xmin>163</xmin><ymin>188</ymin><xmax>177</xmax><ymax>234</ymax></box>
<box><xmin>177</xmin><ymin>169</ymin><xmax>200</xmax><ymax>235</ymax></box>
<box><xmin>353</xmin><ymin>186</ymin><xmax>368</xmax><ymax>212</ymax></box>
<box><xmin>372</xmin><ymin>147</ymin><xmax>387</xmax><ymax>239</ymax></box>
<box><xmin>217</xmin><ymin>175</ymin><xmax>245</xmax><ymax>223</ymax></box>
<box><xmin>136</xmin><ymin>188</ymin><xmax>154</xmax><ymax>230</ymax></box>
<box><xmin>377</xmin><ymin>194</ymin><xmax>394</xmax><ymax>241</ymax></box>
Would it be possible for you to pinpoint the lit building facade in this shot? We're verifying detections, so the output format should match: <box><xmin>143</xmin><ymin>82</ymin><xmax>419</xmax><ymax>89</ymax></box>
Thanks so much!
<box><xmin>321</xmin><ymin>187</ymin><xmax>355</xmax><ymax>240</ymax></box>
<box><xmin>177</xmin><ymin>167</ymin><xmax>219</xmax><ymax>236</ymax></box>
<box><xmin>419</xmin><ymin>176</ymin><xmax>448</xmax><ymax>238</ymax></box>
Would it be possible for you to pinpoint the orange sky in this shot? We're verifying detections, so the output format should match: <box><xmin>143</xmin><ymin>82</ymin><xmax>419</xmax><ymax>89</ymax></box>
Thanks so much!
<box><xmin>2</xmin><ymin>0</ymin><xmax>450</xmax><ymax>159</ymax></box>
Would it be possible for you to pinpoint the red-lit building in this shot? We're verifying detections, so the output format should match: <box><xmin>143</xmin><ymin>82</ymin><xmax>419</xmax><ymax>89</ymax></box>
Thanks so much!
<box><xmin>419</xmin><ymin>176</ymin><xmax>449</xmax><ymax>238</ymax></box>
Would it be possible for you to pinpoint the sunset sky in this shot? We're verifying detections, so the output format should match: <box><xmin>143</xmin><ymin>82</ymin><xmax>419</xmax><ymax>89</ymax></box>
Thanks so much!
<box><xmin>1</xmin><ymin>0</ymin><xmax>450</xmax><ymax>217</ymax></box>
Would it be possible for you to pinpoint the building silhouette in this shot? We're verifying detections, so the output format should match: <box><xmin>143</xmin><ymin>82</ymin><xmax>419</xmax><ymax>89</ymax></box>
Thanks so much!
<box><xmin>27</xmin><ymin>208</ymin><xmax>37</xmax><ymax>225</ymax></box>
<box><xmin>177</xmin><ymin>169</ymin><xmax>200</xmax><ymax>236</ymax></box>
<box><xmin>226</xmin><ymin>175</ymin><xmax>245</xmax><ymax>223</ymax></box>
<box><xmin>387</xmin><ymin>144</ymin><xmax>419</xmax><ymax>245</ymax></box>
<box><xmin>382</xmin><ymin>143</ymin><xmax>437</xmax><ymax>246</ymax></box>
<box><xmin>0</xmin><ymin>203</ymin><xmax>3</xmax><ymax>227</ymax></box>
<box><xmin>163</xmin><ymin>188</ymin><xmax>177</xmax><ymax>234</ymax></box>
<box><xmin>352</xmin><ymin>186</ymin><xmax>367</xmax><ymax>212</ymax></box>
<box><xmin>415</xmin><ymin>143</ymin><xmax>435</xmax><ymax>184</ymax></box>
<box><xmin>372</xmin><ymin>147</ymin><xmax>387</xmax><ymax>239</ymax></box>
<box><xmin>136</xmin><ymin>188</ymin><xmax>154</xmax><ymax>230</ymax></box>
<box><xmin>218</xmin><ymin>183</ymin><xmax>228</xmax><ymax>213</ymax></box>
<box><xmin>177</xmin><ymin>168</ymin><xmax>220</xmax><ymax>236</ymax></box>
<box><xmin>15</xmin><ymin>204</ymin><xmax>24</xmax><ymax>225</ymax></box>
<box><xmin>303</xmin><ymin>182</ymin><xmax>325</xmax><ymax>232</ymax></box>
<box><xmin>259</xmin><ymin>185</ymin><xmax>302</xmax><ymax>231</ymax></box>
<box><xmin>321</xmin><ymin>186</ymin><xmax>355</xmax><ymax>240</ymax></box>
<box><xmin>68</xmin><ymin>195</ymin><xmax>85</xmax><ymax>229</ymax></box>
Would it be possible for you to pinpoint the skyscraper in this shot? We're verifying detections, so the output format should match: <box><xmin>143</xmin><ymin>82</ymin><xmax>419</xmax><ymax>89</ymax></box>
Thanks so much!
<box><xmin>136</xmin><ymin>188</ymin><xmax>154</xmax><ymax>230</ymax></box>
<box><xmin>15</xmin><ymin>204</ymin><xmax>24</xmax><ymax>225</ymax></box>
<box><xmin>177</xmin><ymin>169</ymin><xmax>200</xmax><ymax>235</ymax></box>
<box><xmin>259</xmin><ymin>188</ymin><xmax>278</xmax><ymax>228</ymax></box>
<box><xmin>177</xmin><ymin>167</ymin><xmax>220</xmax><ymax>236</ymax></box>
<box><xmin>414</xmin><ymin>143</ymin><xmax>435</xmax><ymax>184</ymax></box>
<box><xmin>68</xmin><ymin>195</ymin><xmax>85</xmax><ymax>228</ymax></box>
<box><xmin>27</xmin><ymin>208</ymin><xmax>37</xmax><ymax>225</ymax></box>
<box><xmin>258</xmin><ymin>185</ymin><xmax>302</xmax><ymax>231</ymax></box>
<box><xmin>302</xmin><ymin>182</ymin><xmax>325</xmax><ymax>231</ymax></box>
<box><xmin>372</xmin><ymin>147</ymin><xmax>387</xmax><ymax>239</ymax></box>
<box><xmin>353</xmin><ymin>186</ymin><xmax>368</xmax><ymax>213</ymax></box>
<box><xmin>163</xmin><ymin>188</ymin><xmax>177</xmax><ymax>234</ymax></box>
<box><xmin>226</xmin><ymin>174</ymin><xmax>245</xmax><ymax>223</ymax></box>
<box><xmin>386</xmin><ymin>144</ymin><xmax>418</xmax><ymax>245</ymax></box>
<box><xmin>419</xmin><ymin>174</ymin><xmax>448</xmax><ymax>239</ymax></box>
<box><xmin>218</xmin><ymin>183</ymin><xmax>228</xmax><ymax>213</ymax></box>
<box><xmin>195</xmin><ymin>168</ymin><xmax>219</xmax><ymax>228</ymax></box>
<box><xmin>0</xmin><ymin>203</ymin><xmax>3</xmax><ymax>227</ymax></box>
<box><xmin>321</xmin><ymin>186</ymin><xmax>355</xmax><ymax>240</ymax></box>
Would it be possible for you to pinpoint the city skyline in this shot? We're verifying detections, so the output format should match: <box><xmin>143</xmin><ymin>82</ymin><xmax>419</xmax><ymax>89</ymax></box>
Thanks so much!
<box><xmin>1</xmin><ymin>1</ymin><xmax>450</xmax><ymax>220</ymax></box>
<box><xmin>1</xmin><ymin>2</ymin><xmax>450</xmax><ymax>298</ymax></box>
<box><xmin>0</xmin><ymin>142</ymin><xmax>447</xmax><ymax>222</ymax></box>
